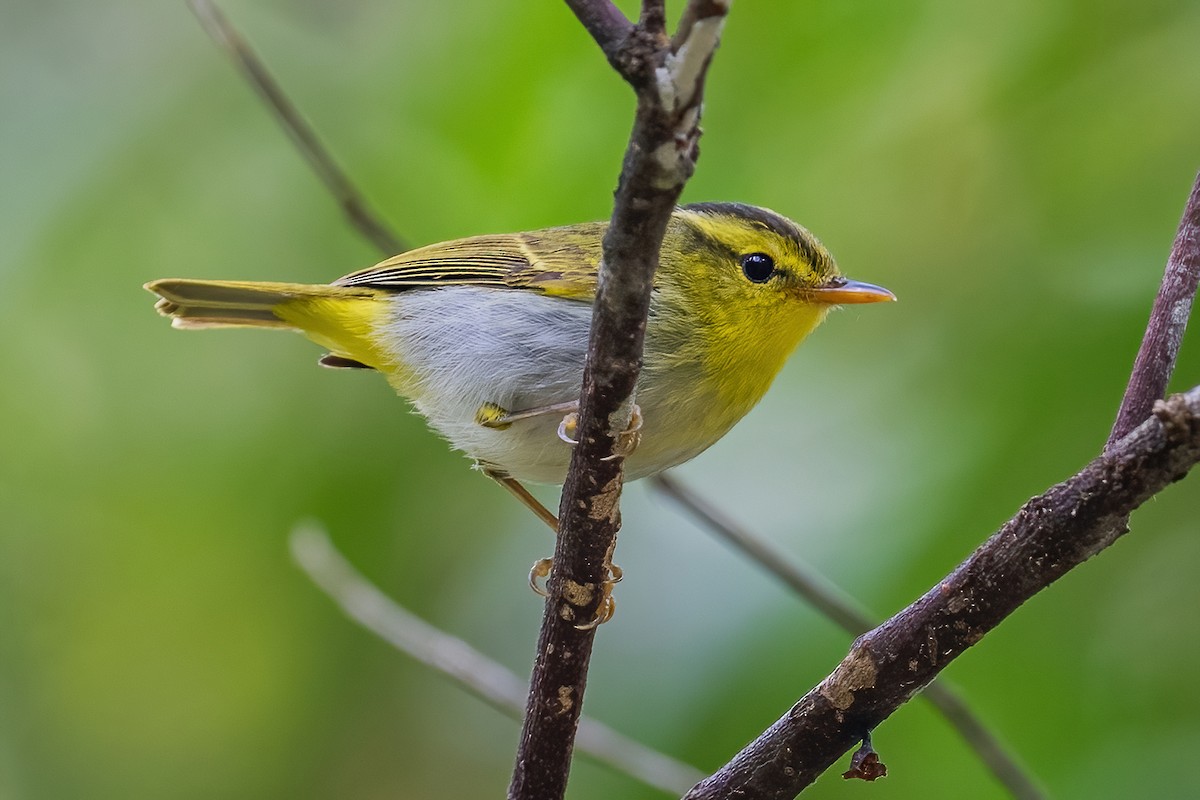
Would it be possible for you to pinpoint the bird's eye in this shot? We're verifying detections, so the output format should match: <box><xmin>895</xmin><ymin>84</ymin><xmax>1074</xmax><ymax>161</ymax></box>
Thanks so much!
<box><xmin>740</xmin><ymin>252</ymin><xmax>775</xmax><ymax>283</ymax></box>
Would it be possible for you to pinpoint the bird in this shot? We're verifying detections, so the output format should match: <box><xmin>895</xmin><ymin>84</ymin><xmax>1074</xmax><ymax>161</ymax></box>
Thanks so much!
<box><xmin>147</xmin><ymin>202</ymin><xmax>893</xmax><ymax>622</ymax></box>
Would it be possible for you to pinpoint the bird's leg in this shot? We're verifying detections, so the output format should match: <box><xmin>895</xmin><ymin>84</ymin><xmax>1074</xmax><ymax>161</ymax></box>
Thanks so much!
<box><xmin>475</xmin><ymin>400</ymin><xmax>579</xmax><ymax>430</ymax></box>
<box><xmin>482</xmin><ymin>469</ymin><xmax>620</xmax><ymax>625</ymax></box>
<box><xmin>478</xmin><ymin>402</ymin><xmax>639</xmax><ymax>629</ymax></box>
<box><xmin>480</xmin><ymin>469</ymin><xmax>561</xmax><ymax>603</ymax></box>
<box><xmin>483</xmin><ymin>470</ymin><xmax>615</xmax><ymax>626</ymax></box>
<box><xmin>476</xmin><ymin>399</ymin><xmax>642</xmax><ymax>459</ymax></box>
<box><xmin>556</xmin><ymin>403</ymin><xmax>641</xmax><ymax>627</ymax></box>
<box><xmin>482</xmin><ymin>468</ymin><xmax>558</xmax><ymax>531</ymax></box>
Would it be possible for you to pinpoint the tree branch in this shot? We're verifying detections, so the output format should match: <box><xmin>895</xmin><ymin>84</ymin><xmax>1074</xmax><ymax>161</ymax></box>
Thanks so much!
<box><xmin>183</xmin><ymin>4</ymin><xmax>1116</xmax><ymax>797</ymax></box>
<box><xmin>682</xmin><ymin>167</ymin><xmax>1200</xmax><ymax>798</ymax></box>
<box><xmin>186</xmin><ymin>0</ymin><xmax>405</xmax><ymax>255</ymax></box>
<box><xmin>1108</xmin><ymin>172</ymin><xmax>1200</xmax><ymax>447</ymax></box>
<box><xmin>650</xmin><ymin>474</ymin><xmax>1045</xmax><ymax>799</ymax></box>
<box><xmin>288</xmin><ymin>524</ymin><xmax>704</xmax><ymax>796</ymax></box>
<box><xmin>651</xmin><ymin>474</ymin><xmax>877</xmax><ymax>635</ymax></box>
<box><xmin>684</xmin><ymin>385</ymin><xmax>1200</xmax><ymax>799</ymax></box>
<box><xmin>508</xmin><ymin>3</ymin><xmax>731</xmax><ymax>799</ymax></box>
<box><xmin>563</xmin><ymin>0</ymin><xmax>634</xmax><ymax>58</ymax></box>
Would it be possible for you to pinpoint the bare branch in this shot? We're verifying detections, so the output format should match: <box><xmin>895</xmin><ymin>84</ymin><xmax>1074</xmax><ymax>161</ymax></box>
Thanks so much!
<box><xmin>1108</xmin><ymin>172</ymin><xmax>1200</xmax><ymax>447</ymax></box>
<box><xmin>509</xmin><ymin>4</ymin><xmax>731</xmax><ymax>799</ymax></box>
<box><xmin>639</xmin><ymin>0</ymin><xmax>667</xmax><ymax>35</ymax></box>
<box><xmin>651</xmin><ymin>473</ymin><xmax>1045</xmax><ymax>798</ymax></box>
<box><xmin>289</xmin><ymin>524</ymin><xmax>705</xmax><ymax>796</ymax></box>
<box><xmin>187</xmin><ymin>0</ymin><xmax>405</xmax><ymax>255</ymax></box>
<box><xmin>563</xmin><ymin>0</ymin><xmax>634</xmax><ymax>59</ymax></box>
<box><xmin>183</xmin><ymin>4</ymin><xmax>1077</xmax><ymax>796</ymax></box>
<box><xmin>685</xmin><ymin>386</ymin><xmax>1200</xmax><ymax>799</ymax></box>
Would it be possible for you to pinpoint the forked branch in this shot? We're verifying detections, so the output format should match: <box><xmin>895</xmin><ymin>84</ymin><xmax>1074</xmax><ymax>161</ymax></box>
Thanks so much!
<box><xmin>509</xmin><ymin>3</ymin><xmax>732</xmax><ymax>799</ymax></box>
<box><xmin>1108</xmin><ymin>173</ymin><xmax>1200</xmax><ymax>446</ymax></box>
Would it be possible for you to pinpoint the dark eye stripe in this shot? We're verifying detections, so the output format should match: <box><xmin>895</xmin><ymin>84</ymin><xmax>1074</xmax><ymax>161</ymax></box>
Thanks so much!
<box><xmin>740</xmin><ymin>252</ymin><xmax>775</xmax><ymax>283</ymax></box>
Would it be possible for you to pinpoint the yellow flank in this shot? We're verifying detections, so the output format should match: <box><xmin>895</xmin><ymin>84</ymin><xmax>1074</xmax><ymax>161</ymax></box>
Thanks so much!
<box><xmin>147</xmin><ymin>202</ymin><xmax>894</xmax><ymax>487</ymax></box>
<box><xmin>274</xmin><ymin>295</ymin><xmax>391</xmax><ymax>370</ymax></box>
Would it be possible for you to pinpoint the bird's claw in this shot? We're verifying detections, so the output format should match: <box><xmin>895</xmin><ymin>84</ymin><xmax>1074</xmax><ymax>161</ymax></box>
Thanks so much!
<box><xmin>557</xmin><ymin>413</ymin><xmax>579</xmax><ymax>445</ymax></box>
<box><xmin>529</xmin><ymin>557</ymin><xmax>552</xmax><ymax>597</ymax></box>
<box><xmin>528</xmin><ymin>557</ymin><xmax>623</xmax><ymax>629</ymax></box>
<box><xmin>557</xmin><ymin>405</ymin><xmax>643</xmax><ymax>459</ymax></box>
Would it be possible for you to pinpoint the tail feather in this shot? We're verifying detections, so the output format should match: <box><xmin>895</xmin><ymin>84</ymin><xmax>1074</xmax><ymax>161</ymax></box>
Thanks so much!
<box><xmin>145</xmin><ymin>279</ymin><xmax>372</xmax><ymax>330</ymax></box>
<box><xmin>165</xmin><ymin>306</ymin><xmax>294</xmax><ymax>330</ymax></box>
<box><xmin>146</xmin><ymin>277</ymin><xmax>388</xmax><ymax>369</ymax></box>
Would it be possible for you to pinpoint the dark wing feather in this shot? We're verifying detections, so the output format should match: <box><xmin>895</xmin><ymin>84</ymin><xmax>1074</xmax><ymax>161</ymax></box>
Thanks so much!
<box><xmin>334</xmin><ymin>227</ymin><xmax>605</xmax><ymax>302</ymax></box>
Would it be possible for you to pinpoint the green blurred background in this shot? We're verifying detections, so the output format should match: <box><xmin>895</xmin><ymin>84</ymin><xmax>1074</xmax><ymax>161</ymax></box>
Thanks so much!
<box><xmin>4</xmin><ymin>1</ymin><xmax>1199</xmax><ymax>797</ymax></box>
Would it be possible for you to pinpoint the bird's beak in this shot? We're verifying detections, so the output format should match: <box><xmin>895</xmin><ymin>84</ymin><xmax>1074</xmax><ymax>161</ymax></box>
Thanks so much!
<box><xmin>808</xmin><ymin>277</ymin><xmax>896</xmax><ymax>305</ymax></box>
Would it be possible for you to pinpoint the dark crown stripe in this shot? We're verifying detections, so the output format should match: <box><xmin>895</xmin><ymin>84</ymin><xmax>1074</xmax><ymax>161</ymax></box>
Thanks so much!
<box><xmin>683</xmin><ymin>202</ymin><xmax>827</xmax><ymax>271</ymax></box>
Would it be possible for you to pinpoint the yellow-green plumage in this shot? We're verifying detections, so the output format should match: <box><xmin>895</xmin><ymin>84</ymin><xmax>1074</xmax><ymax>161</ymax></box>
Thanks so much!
<box><xmin>147</xmin><ymin>202</ymin><xmax>893</xmax><ymax>484</ymax></box>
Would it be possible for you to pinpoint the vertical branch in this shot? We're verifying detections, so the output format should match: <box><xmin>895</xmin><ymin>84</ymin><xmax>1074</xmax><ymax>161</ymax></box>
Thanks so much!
<box><xmin>508</xmin><ymin>3</ymin><xmax>731</xmax><ymax>799</ymax></box>
<box><xmin>1108</xmin><ymin>173</ymin><xmax>1200</xmax><ymax>447</ymax></box>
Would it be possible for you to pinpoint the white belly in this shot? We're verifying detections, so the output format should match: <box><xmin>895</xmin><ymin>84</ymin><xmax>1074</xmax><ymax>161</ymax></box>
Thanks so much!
<box><xmin>374</xmin><ymin>286</ymin><xmax>731</xmax><ymax>484</ymax></box>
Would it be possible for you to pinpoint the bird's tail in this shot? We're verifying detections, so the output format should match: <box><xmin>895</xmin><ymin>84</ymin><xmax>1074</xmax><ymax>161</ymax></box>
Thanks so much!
<box><xmin>146</xmin><ymin>278</ymin><xmax>388</xmax><ymax>368</ymax></box>
<box><xmin>146</xmin><ymin>279</ymin><xmax>366</xmax><ymax>328</ymax></box>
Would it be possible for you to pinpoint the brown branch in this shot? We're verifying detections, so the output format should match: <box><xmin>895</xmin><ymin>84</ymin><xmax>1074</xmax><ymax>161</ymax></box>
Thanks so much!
<box><xmin>288</xmin><ymin>524</ymin><xmax>705</xmax><ymax>796</ymax></box>
<box><xmin>186</xmin><ymin>0</ymin><xmax>405</xmax><ymax>255</ymax></box>
<box><xmin>1108</xmin><ymin>172</ymin><xmax>1200</xmax><ymax>447</ymax></box>
<box><xmin>684</xmin><ymin>385</ymin><xmax>1200</xmax><ymax>799</ymax></box>
<box><xmin>508</xmin><ymin>3</ymin><xmax>731</xmax><ymax>799</ymax></box>
<box><xmin>180</xmin><ymin>4</ymin><xmax>1075</xmax><ymax>797</ymax></box>
<box><xmin>185</xmin><ymin>4</ymin><xmax>712</xmax><ymax>795</ymax></box>
<box><xmin>681</xmin><ymin>170</ymin><xmax>1200</xmax><ymax>798</ymax></box>
<box><xmin>650</xmin><ymin>474</ymin><xmax>1045</xmax><ymax>799</ymax></box>
<box><xmin>563</xmin><ymin>0</ymin><xmax>634</xmax><ymax>57</ymax></box>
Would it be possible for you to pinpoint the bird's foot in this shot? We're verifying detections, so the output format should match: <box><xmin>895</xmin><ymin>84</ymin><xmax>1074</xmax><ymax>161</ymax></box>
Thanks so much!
<box><xmin>529</xmin><ymin>557</ymin><xmax>623</xmax><ymax>629</ymax></box>
<box><xmin>476</xmin><ymin>400</ymin><xmax>579</xmax><ymax>430</ymax></box>
<box><xmin>557</xmin><ymin>404</ymin><xmax>643</xmax><ymax>459</ymax></box>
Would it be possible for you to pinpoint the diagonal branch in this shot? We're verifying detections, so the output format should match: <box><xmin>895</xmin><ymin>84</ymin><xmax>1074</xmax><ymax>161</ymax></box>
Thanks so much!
<box><xmin>186</xmin><ymin>0</ymin><xmax>405</xmax><ymax>255</ymax></box>
<box><xmin>683</xmin><ymin>166</ymin><xmax>1200</xmax><ymax>798</ymax></box>
<box><xmin>650</xmin><ymin>473</ymin><xmax>1045</xmax><ymax>799</ymax></box>
<box><xmin>651</xmin><ymin>473</ymin><xmax>877</xmax><ymax>634</ymax></box>
<box><xmin>508</xmin><ymin>3</ymin><xmax>731</xmax><ymax>799</ymax></box>
<box><xmin>685</xmin><ymin>385</ymin><xmax>1200</xmax><ymax>799</ymax></box>
<box><xmin>182</xmin><ymin>4</ymin><xmax>1110</xmax><ymax>797</ymax></box>
<box><xmin>289</xmin><ymin>524</ymin><xmax>705</xmax><ymax>796</ymax></box>
<box><xmin>1108</xmin><ymin>172</ymin><xmax>1200</xmax><ymax>447</ymax></box>
<box><xmin>563</xmin><ymin>0</ymin><xmax>634</xmax><ymax>57</ymax></box>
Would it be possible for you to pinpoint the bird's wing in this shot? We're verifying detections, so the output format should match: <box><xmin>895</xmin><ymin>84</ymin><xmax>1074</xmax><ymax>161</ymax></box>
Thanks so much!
<box><xmin>334</xmin><ymin>226</ymin><xmax>605</xmax><ymax>302</ymax></box>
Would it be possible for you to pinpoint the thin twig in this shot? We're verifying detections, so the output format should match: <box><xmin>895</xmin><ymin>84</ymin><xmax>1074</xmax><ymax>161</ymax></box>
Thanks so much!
<box><xmin>289</xmin><ymin>524</ymin><xmax>705</xmax><ymax>796</ymax></box>
<box><xmin>187</xmin><ymin>0</ymin><xmax>405</xmax><ymax>255</ymax></box>
<box><xmin>648</xmin><ymin>474</ymin><xmax>1045</xmax><ymax>799</ymax></box>
<box><xmin>1108</xmin><ymin>172</ymin><xmax>1200</xmax><ymax>447</ymax></box>
<box><xmin>685</xmin><ymin>384</ymin><xmax>1200</xmax><ymax>798</ymax></box>
<box><xmin>651</xmin><ymin>474</ymin><xmax>875</xmax><ymax>634</ymax></box>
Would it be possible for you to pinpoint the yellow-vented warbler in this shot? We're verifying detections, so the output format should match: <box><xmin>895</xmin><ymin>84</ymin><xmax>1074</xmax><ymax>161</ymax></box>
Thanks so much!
<box><xmin>147</xmin><ymin>202</ymin><xmax>893</xmax><ymax>522</ymax></box>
